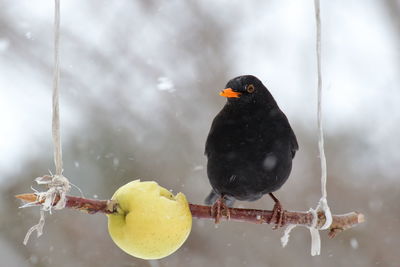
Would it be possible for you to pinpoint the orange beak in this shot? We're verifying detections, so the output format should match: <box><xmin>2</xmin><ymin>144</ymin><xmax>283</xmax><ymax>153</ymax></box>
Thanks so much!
<box><xmin>219</xmin><ymin>88</ymin><xmax>241</xmax><ymax>98</ymax></box>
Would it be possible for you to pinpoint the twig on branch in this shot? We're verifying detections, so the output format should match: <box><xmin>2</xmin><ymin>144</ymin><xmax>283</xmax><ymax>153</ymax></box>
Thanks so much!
<box><xmin>15</xmin><ymin>193</ymin><xmax>364</xmax><ymax>238</ymax></box>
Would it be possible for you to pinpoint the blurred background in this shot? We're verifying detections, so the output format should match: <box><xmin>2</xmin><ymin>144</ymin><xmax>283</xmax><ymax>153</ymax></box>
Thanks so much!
<box><xmin>1</xmin><ymin>0</ymin><xmax>399</xmax><ymax>266</ymax></box>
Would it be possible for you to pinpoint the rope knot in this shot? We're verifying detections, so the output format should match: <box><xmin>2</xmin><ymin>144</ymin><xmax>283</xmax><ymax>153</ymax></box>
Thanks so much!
<box><xmin>35</xmin><ymin>174</ymin><xmax>71</xmax><ymax>211</ymax></box>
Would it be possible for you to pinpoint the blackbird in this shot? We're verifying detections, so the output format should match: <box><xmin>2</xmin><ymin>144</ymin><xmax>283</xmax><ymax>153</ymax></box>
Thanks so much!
<box><xmin>204</xmin><ymin>75</ymin><xmax>298</xmax><ymax>225</ymax></box>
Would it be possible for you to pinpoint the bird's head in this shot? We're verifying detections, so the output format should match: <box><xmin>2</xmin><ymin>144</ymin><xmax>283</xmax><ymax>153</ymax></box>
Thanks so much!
<box><xmin>220</xmin><ymin>75</ymin><xmax>275</xmax><ymax>106</ymax></box>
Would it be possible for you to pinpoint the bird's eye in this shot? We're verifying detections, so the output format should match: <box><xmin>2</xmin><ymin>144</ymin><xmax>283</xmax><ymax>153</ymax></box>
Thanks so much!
<box><xmin>246</xmin><ymin>84</ymin><xmax>255</xmax><ymax>93</ymax></box>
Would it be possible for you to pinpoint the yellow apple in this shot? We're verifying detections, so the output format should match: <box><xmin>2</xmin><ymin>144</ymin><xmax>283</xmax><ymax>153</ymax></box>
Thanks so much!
<box><xmin>107</xmin><ymin>180</ymin><xmax>192</xmax><ymax>260</ymax></box>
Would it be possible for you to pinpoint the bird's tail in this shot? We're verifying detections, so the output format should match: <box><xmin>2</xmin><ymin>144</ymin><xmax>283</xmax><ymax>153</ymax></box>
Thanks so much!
<box><xmin>204</xmin><ymin>190</ymin><xmax>235</xmax><ymax>207</ymax></box>
<box><xmin>204</xmin><ymin>190</ymin><xmax>218</xmax><ymax>205</ymax></box>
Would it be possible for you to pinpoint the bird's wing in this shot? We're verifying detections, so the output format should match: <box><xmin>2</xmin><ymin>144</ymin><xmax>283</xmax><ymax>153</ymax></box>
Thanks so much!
<box><xmin>289</xmin><ymin>127</ymin><xmax>299</xmax><ymax>159</ymax></box>
<box><xmin>204</xmin><ymin>124</ymin><xmax>215</xmax><ymax>157</ymax></box>
<box><xmin>204</xmin><ymin>113</ymin><xmax>221</xmax><ymax>157</ymax></box>
<box><xmin>204</xmin><ymin>190</ymin><xmax>219</xmax><ymax>205</ymax></box>
<box><xmin>278</xmin><ymin>111</ymin><xmax>299</xmax><ymax>159</ymax></box>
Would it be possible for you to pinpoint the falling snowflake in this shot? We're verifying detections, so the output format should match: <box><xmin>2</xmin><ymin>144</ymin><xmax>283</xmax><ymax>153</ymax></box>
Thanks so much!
<box><xmin>25</xmin><ymin>32</ymin><xmax>32</xmax><ymax>39</ymax></box>
<box><xmin>0</xmin><ymin>38</ymin><xmax>10</xmax><ymax>52</ymax></box>
<box><xmin>157</xmin><ymin>77</ymin><xmax>175</xmax><ymax>93</ymax></box>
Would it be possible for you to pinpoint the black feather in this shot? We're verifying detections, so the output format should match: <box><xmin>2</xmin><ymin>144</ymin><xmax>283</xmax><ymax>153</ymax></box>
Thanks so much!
<box><xmin>205</xmin><ymin>75</ymin><xmax>298</xmax><ymax>203</ymax></box>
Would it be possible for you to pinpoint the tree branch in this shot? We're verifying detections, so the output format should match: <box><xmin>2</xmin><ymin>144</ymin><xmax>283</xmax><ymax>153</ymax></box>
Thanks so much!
<box><xmin>15</xmin><ymin>193</ymin><xmax>364</xmax><ymax>238</ymax></box>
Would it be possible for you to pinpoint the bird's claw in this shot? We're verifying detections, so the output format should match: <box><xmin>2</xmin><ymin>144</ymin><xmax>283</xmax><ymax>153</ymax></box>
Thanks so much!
<box><xmin>270</xmin><ymin>201</ymin><xmax>286</xmax><ymax>229</ymax></box>
<box><xmin>210</xmin><ymin>197</ymin><xmax>231</xmax><ymax>224</ymax></box>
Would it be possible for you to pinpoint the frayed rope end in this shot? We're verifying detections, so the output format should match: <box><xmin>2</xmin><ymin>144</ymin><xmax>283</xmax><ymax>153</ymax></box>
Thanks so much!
<box><xmin>281</xmin><ymin>224</ymin><xmax>297</xmax><ymax>248</ymax></box>
<box><xmin>20</xmin><ymin>174</ymin><xmax>70</xmax><ymax>245</ymax></box>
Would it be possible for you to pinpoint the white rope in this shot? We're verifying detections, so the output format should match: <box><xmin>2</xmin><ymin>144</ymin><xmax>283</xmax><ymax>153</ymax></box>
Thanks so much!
<box><xmin>23</xmin><ymin>211</ymin><xmax>45</xmax><ymax>245</ymax></box>
<box><xmin>314</xmin><ymin>0</ymin><xmax>332</xmax><ymax>230</ymax></box>
<box><xmin>307</xmin><ymin>0</ymin><xmax>333</xmax><ymax>256</ymax></box>
<box><xmin>315</xmin><ymin>0</ymin><xmax>324</xmax><ymax>198</ymax></box>
<box><xmin>280</xmin><ymin>224</ymin><xmax>297</xmax><ymax>248</ymax></box>
<box><xmin>53</xmin><ymin>0</ymin><xmax>62</xmax><ymax>176</ymax></box>
<box><xmin>308</xmin><ymin>208</ymin><xmax>321</xmax><ymax>256</ymax></box>
<box><xmin>280</xmin><ymin>0</ymin><xmax>332</xmax><ymax>255</ymax></box>
<box><xmin>22</xmin><ymin>0</ymin><xmax>71</xmax><ymax>245</ymax></box>
<box><xmin>315</xmin><ymin>0</ymin><xmax>329</xmax><ymax>204</ymax></box>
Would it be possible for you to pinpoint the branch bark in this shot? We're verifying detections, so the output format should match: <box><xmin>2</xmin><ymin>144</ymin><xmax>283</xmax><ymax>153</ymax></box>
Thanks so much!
<box><xmin>16</xmin><ymin>193</ymin><xmax>364</xmax><ymax>238</ymax></box>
